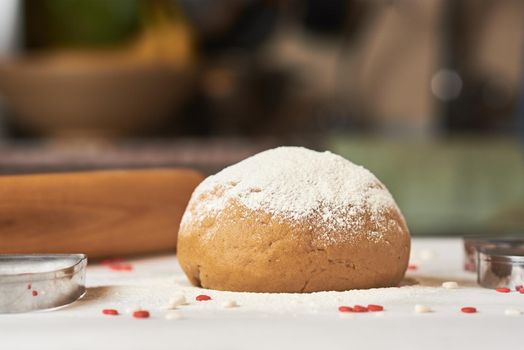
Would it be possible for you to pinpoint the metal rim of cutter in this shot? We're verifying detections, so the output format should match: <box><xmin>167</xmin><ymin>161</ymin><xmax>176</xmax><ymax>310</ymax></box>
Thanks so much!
<box><xmin>463</xmin><ymin>236</ymin><xmax>524</xmax><ymax>272</ymax></box>
<box><xmin>477</xmin><ymin>244</ymin><xmax>524</xmax><ymax>289</ymax></box>
<box><xmin>0</xmin><ymin>254</ymin><xmax>87</xmax><ymax>314</ymax></box>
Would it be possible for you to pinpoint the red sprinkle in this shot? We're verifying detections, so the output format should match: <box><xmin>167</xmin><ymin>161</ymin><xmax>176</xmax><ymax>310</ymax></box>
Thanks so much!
<box><xmin>132</xmin><ymin>310</ymin><xmax>150</xmax><ymax>319</ymax></box>
<box><xmin>108</xmin><ymin>263</ymin><xmax>133</xmax><ymax>271</ymax></box>
<box><xmin>196</xmin><ymin>294</ymin><xmax>212</xmax><ymax>301</ymax></box>
<box><xmin>367</xmin><ymin>304</ymin><xmax>384</xmax><ymax>312</ymax></box>
<box><xmin>338</xmin><ymin>306</ymin><xmax>354</xmax><ymax>312</ymax></box>
<box><xmin>464</xmin><ymin>262</ymin><xmax>475</xmax><ymax>272</ymax></box>
<box><xmin>101</xmin><ymin>258</ymin><xmax>133</xmax><ymax>271</ymax></box>
<box><xmin>102</xmin><ymin>309</ymin><xmax>119</xmax><ymax>316</ymax></box>
<box><xmin>353</xmin><ymin>305</ymin><xmax>369</xmax><ymax>313</ymax></box>
<box><xmin>407</xmin><ymin>264</ymin><xmax>418</xmax><ymax>271</ymax></box>
<box><xmin>496</xmin><ymin>287</ymin><xmax>511</xmax><ymax>293</ymax></box>
<box><xmin>31</xmin><ymin>290</ymin><xmax>38</xmax><ymax>297</ymax></box>
<box><xmin>27</xmin><ymin>284</ymin><xmax>32</xmax><ymax>290</ymax></box>
<box><xmin>461</xmin><ymin>307</ymin><xmax>477</xmax><ymax>314</ymax></box>
<box><xmin>515</xmin><ymin>285</ymin><xmax>523</xmax><ymax>292</ymax></box>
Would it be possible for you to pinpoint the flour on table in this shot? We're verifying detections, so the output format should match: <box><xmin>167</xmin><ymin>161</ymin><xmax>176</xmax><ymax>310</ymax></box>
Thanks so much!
<box><xmin>180</xmin><ymin>146</ymin><xmax>402</xmax><ymax>245</ymax></box>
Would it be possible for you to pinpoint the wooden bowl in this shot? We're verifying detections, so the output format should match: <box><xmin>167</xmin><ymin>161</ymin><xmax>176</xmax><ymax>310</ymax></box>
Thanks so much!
<box><xmin>0</xmin><ymin>52</ymin><xmax>194</xmax><ymax>137</ymax></box>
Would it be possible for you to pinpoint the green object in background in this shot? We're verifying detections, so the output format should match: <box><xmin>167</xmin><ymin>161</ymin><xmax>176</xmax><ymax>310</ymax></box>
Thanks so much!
<box><xmin>329</xmin><ymin>135</ymin><xmax>524</xmax><ymax>236</ymax></box>
<box><xmin>25</xmin><ymin>0</ymin><xmax>140</xmax><ymax>48</ymax></box>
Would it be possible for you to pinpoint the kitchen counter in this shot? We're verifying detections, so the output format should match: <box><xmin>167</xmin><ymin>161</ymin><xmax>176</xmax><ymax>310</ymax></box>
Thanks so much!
<box><xmin>2</xmin><ymin>238</ymin><xmax>523</xmax><ymax>349</ymax></box>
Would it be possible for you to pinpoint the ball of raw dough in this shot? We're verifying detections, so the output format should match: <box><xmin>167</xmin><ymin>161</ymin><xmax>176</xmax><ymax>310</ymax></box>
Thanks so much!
<box><xmin>177</xmin><ymin>147</ymin><xmax>410</xmax><ymax>292</ymax></box>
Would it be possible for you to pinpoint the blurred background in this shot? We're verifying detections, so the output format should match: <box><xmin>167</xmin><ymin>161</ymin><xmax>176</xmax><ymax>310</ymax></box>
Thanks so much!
<box><xmin>0</xmin><ymin>0</ymin><xmax>523</xmax><ymax>237</ymax></box>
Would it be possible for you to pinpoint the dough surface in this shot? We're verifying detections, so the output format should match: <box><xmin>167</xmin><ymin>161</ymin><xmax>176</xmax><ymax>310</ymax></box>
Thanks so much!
<box><xmin>177</xmin><ymin>147</ymin><xmax>410</xmax><ymax>292</ymax></box>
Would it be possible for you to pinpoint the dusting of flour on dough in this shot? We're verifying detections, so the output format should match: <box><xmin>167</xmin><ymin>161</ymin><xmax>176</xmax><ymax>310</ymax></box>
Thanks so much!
<box><xmin>180</xmin><ymin>147</ymin><xmax>402</xmax><ymax>245</ymax></box>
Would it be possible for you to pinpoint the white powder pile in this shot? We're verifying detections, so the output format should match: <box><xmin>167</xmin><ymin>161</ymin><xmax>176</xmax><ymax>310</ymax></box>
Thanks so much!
<box><xmin>181</xmin><ymin>146</ymin><xmax>400</xmax><ymax>245</ymax></box>
<box><xmin>73</xmin><ymin>241</ymin><xmax>516</xmax><ymax>323</ymax></box>
<box><xmin>84</xmin><ymin>276</ymin><xmax>446</xmax><ymax>319</ymax></box>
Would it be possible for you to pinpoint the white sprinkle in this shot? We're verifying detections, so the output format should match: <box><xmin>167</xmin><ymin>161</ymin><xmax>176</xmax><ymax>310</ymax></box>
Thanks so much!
<box><xmin>165</xmin><ymin>311</ymin><xmax>184</xmax><ymax>320</ymax></box>
<box><xmin>222</xmin><ymin>300</ymin><xmax>238</xmax><ymax>308</ymax></box>
<box><xmin>414</xmin><ymin>304</ymin><xmax>432</xmax><ymax>313</ymax></box>
<box><xmin>167</xmin><ymin>294</ymin><xmax>187</xmax><ymax>309</ymax></box>
<box><xmin>442</xmin><ymin>281</ymin><xmax>459</xmax><ymax>289</ymax></box>
<box><xmin>504</xmin><ymin>309</ymin><xmax>521</xmax><ymax>316</ymax></box>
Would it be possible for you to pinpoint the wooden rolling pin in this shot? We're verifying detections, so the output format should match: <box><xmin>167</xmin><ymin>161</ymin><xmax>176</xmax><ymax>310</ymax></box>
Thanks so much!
<box><xmin>0</xmin><ymin>169</ymin><xmax>203</xmax><ymax>258</ymax></box>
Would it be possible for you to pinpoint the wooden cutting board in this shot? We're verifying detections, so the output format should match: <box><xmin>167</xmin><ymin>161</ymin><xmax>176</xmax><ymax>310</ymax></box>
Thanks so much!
<box><xmin>0</xmin><ymin>169</ymin><xmax>203</xmax><ymax>258</ymax></box>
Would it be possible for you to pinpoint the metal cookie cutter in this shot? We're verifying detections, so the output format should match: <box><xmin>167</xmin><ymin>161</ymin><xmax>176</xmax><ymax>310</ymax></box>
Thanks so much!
<box><xmin>0</xmin><ymin>254</ymin><xmax>87</xmax><ymax>313</ymax></box>
<box><xmin>463</xmin><ymin>237</ymin><xmax>524</xmax><ymax>272</ymax></box>
<box><xmin>477</xmin><ymin>245</ymin><xmax>524</xmax><ymax>289</ymax></box>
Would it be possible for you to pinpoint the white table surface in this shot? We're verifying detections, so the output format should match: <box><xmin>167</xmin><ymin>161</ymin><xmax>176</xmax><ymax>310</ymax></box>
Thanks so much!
<box><xmin>2</xmin><ymin>238</ymin><xmax>523</xmax><ymax>350</ymax></box>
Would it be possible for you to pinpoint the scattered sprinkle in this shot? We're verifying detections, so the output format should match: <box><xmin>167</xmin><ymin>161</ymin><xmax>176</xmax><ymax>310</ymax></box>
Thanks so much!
<box><xmin>338</xmin><ymin>306</ymin><xmax>353</xmax><ymax>312</ymax></box>
<box><xmin>442</xmin><ymin>281</ymin><xmax>459</xmax><ymax>289</ymax></box>
<box><xmin>31</xmin><ymin>290</ymin><xmax>38</xmax><ymax>297</ymax></box>
<box><xmin>367</xmin><ymin>304</ymin><xmax>384</xmax><ymax>312</ymax></box>
<box><xmin>108</xmin><ymin>263</ymin><xmax>133</xmax><ymax>272</ymax></box>
<box><xmin>27</xmin><ymin>284</ymin><xmax>31</xmax><ymax>290</ymax></box>
<box><xmin>167</xmin><ymin>294</ymin><xmax>187</xmax><ymax>309</ymax></box>
<box><xmin>196</xmin><ymin>294</ymin><xmax>212</xmax><ymax>301</ymax></box>
<box><xmin>102</xmin><ymin>309</ymin><xmax>119</xmax><ymax>316</ymax></box>
<box><xmin>504</xmin><ymin>309</ymin><xmax>521</xmax><ymax>316</ymax></box>
<box><xmin>414</xmin><ymin>304</ymin><xmax>432</xmax><ymax>313</ymax></box>
<box><xmin>519</xmin><ymin>289</ymin><xmax>524</xmax><ymax>295</ymax></box>
<box><xmin>496</xmin><ymin>287</ymin><xmax>511</xmax><ymax>293</ymax></box>
<box><xmin>461</xmin><ymin>307</ymin><xmax>477</xmax><ymax>314</ymax></box>
<box><xmin>101</xmin><ymin>257</ymin><xmax>133</xmax><ymax>271</ymax></box>
<box><xmin>338</xmin><ymin>304</ymin><xmax>379</xmax><ymax>313</ymax></box>
<box><xmin>464</xmin><ymin>262</ymin><xmax>475</xmax><ymax>272</ymax></box>
<box><xmin>353</xmin><ymin>305</ymin><xmax>369</xmax><ymax>313</ymax></box>
<box><xmin>407</xmin><ymin>264</ymin><xmax>418</xmax><ymax>271</ymax></box>
<box><xmin>132</xmin><ymin>310</ymin><xmax>150</xmax><ymax>319</ymax></box>
<box><xmin>222</xmin><ymin>300</ymin><xmax>238</xmax><ymax>308</ymax></box>
<box><xmin>515</xmin><ymin>285</ymin><xmax>523</xmax><ymax>292</ymax></box>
